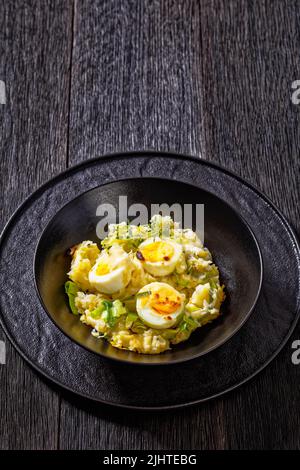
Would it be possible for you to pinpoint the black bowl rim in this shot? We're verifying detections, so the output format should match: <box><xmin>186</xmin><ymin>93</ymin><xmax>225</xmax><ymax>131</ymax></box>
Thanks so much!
<box><xmin>33</xmin><ymin>174</ymin><xmax>264</xmax><ymax>366</ymax></box>
<box><xmin>0</xmin><ymin>151</ymin><xmax>299</xmax><ymax>409</ymax></box>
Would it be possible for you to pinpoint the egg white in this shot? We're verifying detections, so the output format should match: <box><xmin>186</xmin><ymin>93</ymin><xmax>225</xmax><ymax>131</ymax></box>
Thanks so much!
<box><xmin>136</xmin><ymin>282</ymin><xmax>185</xmax><ymax>329</ymax></box>
<box><xmin>88</xmin><ymin>245</ymin><xmax>133</xmax><ymax>294</ymax></box>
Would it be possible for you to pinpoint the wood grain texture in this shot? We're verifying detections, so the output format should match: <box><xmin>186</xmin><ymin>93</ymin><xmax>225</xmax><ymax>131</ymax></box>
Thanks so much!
<box><xmin>59</xmin><ymin>0</ymin><xmax>300</xmax><ymax>450</ymax></box>
<box><xmin>0</xmin><ymin>0</ymin><xmax>299</xmax><ymax>450</ymax></box>
<box><xmin>61</xmin><ymin>0</ymin><xmax>224</xmax><ymax>450</ymax></box>
<box><xmin>199</xmin><ymin>0</ymin><xmax>300</xmax><ymax>450</ymax></box>
<box><xmin>0</xmin><ymin>0</ymin><xmax>72</xmax><ymax>449</ymax></box>
<box><xmin>199</xmin><ymin>0</ymin><xmax>300</xmax><ymax>230</ymax></box>
<box><xmin>68</xmin><ymin>0</ymin><xmax>205</xmax><ymax>163</ymax></box>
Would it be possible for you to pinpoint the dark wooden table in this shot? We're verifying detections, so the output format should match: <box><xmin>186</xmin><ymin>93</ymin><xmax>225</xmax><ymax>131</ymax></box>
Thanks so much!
<box><xmin>0</xmin><ymin>0</ymin><xmax>299</xmax><ymax>450</ymax></box>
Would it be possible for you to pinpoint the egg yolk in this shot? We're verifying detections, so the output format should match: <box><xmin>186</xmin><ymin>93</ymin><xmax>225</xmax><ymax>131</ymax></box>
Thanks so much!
<box><xmin>140</xmin><ymin>241</ymin><xmax>174</xmax><ymax>263</ymax></box>
<box><xmin>96</xmin><ymin>262</ymin><xmax>110</xmax><ymax>275</ymax></box>
<box><xmin>141</xmin><ymin>288</ymin><xmax>181</xmax><ymax>315</ymax></box>
<box><xmin>151</xmin><ymin>296</ymin><xmax>181</xmax><ymax>315</ymax></box>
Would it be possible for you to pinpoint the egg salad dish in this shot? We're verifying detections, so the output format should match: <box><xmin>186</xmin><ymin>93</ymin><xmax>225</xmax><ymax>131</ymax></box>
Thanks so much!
<box><xmin>65</xmin><ymin>215</ymin><xmax>225</xmax><ymax>354</ymax></box>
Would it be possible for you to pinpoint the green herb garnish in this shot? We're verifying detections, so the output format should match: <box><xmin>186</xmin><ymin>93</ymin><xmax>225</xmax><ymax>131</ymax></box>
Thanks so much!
<box><xmin>102</xmin><ymin>300</ymin><xmax>114</xmax><ymax>327</ymax></box>
<box><xmin>125</xmin><ymin>312</ymin><xmax>138</xmax><ymax>329</ymax></box>
<box><xmin>131</xmin><ymin>318</ymin><xmax>148</xmax><ymax>334</ymax></box>
<box><xmin>90</xmin><ymin>304</ymin><xmax>105</xmax><ymax>319</ymax></box>
<box><xmin>101</xmin><ymin>300</ymin><xmax>127</xmax><ymax>328</ymax></box>
<box><xmin>178</xmin><ymin>315</ymin><xmax>198</xmax><ymax>333</ymax></box>
<box><xmin>64</xmin><ymin>281</ymin><xmax>79</xmax><ymax>315</ymax></box>
<box><xmin>136</xmin><ymin>290</ymin><xmax>151</xmax><ymax>298</ymax></box>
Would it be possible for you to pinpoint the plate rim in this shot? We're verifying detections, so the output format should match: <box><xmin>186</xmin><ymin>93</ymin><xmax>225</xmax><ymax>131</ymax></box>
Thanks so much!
<box><xmin>33</xmin><ymin>174</ymin><xmax>264</xmax><ymax>366</ymax></box>
<box><xmin>0</xmin><ymin>151</ymin><xmax>299</xmax><ymax>409</ymax></box>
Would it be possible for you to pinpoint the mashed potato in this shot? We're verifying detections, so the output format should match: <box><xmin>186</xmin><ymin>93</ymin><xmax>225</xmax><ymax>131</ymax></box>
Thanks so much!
<box><xmin>65</xmin><ymin>215</ymin><xmax>225</xmax><ymax>354</ymax></box>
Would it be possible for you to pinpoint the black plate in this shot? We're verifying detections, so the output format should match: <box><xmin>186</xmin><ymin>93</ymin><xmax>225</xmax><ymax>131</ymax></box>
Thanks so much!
<box><xmin>0</xmin><ymin>152</ymin><xmax>299</xmax><ymax>409</ymax></box>
<box><xmin>34</xmin><ymin>177</ymin><xmax>262</xmax><ymax>365</ymax></box>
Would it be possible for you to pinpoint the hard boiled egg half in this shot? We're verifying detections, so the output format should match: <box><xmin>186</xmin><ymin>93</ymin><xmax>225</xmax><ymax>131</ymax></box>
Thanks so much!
<box><xmin>89</xmin><ymin>245</ymin><xmax>133</xmax><ymax>294</ymax></box>
<box><xmin>136</xmin><ymin>282</ymin><xmax>185</xmax><ymax>329</ymax></box>
<box><xmin>137</xmin><ymin>238</ymin><xmax>182</xmax><ymax>276</ymax></box>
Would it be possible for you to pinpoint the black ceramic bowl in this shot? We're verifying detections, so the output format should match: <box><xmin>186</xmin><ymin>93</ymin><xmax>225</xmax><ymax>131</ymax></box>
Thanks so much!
<box><xmin>34</xmin><ymin>177</ymin><xmax>263</xmax><ymax>365</ymax></box>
